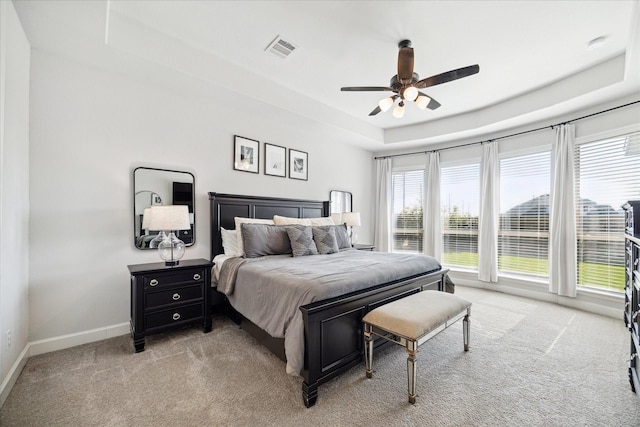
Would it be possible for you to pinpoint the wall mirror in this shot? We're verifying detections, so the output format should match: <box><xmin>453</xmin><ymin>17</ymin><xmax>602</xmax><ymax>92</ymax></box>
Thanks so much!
<box><xmin>133</xmin><ymin>167</ymin><xmax>195</xmax><ymax>249</ymax></box>
<box><xmin>330</xmin><ymin>190</ymin><xmax>352</xmax><ymax>214</ymax></box>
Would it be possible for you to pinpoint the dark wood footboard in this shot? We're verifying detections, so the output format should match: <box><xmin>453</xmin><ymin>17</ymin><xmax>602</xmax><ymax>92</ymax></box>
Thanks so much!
<box><xmin>299</xmin><ymin>268</ymin><xmax>448</xmax><ymax>407</ymax></box>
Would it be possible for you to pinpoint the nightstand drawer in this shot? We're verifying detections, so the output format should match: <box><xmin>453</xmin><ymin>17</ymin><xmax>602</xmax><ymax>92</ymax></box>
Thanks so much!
<box><xmin>143</xmin><ymin>268</ymin><xmax>205</xmax><ymax>289</ymax></box>
<box><xmin>145</xmin><ymin>303</ymin><xmax>203</xmax><ymax>330</ymax></box>
<box><xmin>145</xmin><ymin>284</ymin><xmax>203</xmax><ymax>309</ymax></box>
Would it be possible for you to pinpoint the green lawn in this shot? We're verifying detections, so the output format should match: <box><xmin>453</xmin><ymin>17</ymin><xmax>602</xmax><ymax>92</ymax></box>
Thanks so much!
<box><xmin>441</xmin><ymin>251</ymin><xmax>624</xmax><ymax>292</ymax></box>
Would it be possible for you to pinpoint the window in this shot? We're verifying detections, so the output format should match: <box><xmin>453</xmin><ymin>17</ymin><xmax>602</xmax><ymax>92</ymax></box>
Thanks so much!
<box><xmin>499</xmin><ymin>151</ymin><xmax>551</xmax><ymax>277</ymax></box>
<box><xmin>574</xmin><ymin>131</ymin><xmax>640</xmax><ymax>292</ymax></box>
<box><xmin>392</xmin><ymin>169</ymin><xmax>424</xmax><ymax>253</ymax></box>
<box><xmin>441</xmin><ymin>163</ymin><xmax>480</xmax><ymax>269</ymax></box>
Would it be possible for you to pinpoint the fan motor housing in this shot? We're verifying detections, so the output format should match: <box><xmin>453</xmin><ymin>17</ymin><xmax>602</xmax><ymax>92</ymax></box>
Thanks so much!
<box><xmin>390</xmin><ymin>73</ymin><xmax>419</xmax><ymax>92</ymax></box>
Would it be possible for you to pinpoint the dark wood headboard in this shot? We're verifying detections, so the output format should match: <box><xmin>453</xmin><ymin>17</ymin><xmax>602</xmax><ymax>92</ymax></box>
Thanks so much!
<box><xmin>208</xmin><ymin>192</ymin><xmax>330</xmax><ymax>260</ymax></box>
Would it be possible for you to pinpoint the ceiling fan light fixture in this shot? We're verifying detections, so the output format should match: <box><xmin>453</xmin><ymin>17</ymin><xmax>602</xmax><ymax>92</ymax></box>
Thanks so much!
<box><xmin>378</xmin><ymin>97</ymin><xmax>394</xmax><ymax>112</ymax></box>
<box><xmin>393</xmin><ymin>101</ymin><xmax>405</xmax><ymax>118</ymax></box>
<box><xmin>415</xmin><ymin>94</ymin><xmax>431</xmax><ymax>110</ymax></box>
<box><xmin>403</xmin><ymin>86</ymin><xmax>418</xmax><ymax>101</ymax></box>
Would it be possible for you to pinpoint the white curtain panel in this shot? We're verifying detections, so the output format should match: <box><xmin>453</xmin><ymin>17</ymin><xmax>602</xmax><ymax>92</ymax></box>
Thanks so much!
<box><xmin>374</xmin><ymin>157</ymin><xmax>393</xmax><ymax>253</ymax></box>
<box><xmin>549</xmin><ymin>124</ymin><xmax>577</xmax><ymax>297</ymax></box>
<box><xmin>423</xmin><ymin>152</ymin><xmax>442</xmax><ymax>259</ymax></box>
<box><xmin>478</xmin><ymin>141</ymin><xmax>499</xmax><ymax>282</ymax></box>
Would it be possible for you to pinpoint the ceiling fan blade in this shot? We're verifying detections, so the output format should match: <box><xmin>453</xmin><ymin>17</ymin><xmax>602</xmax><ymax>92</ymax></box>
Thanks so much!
<box><xmin>397</xmin><ymin>47</ymin><xmax>414</xmax><ymax>82</ymax></box>
<box><xmin>341</xmin><ymin>86</ymin><xmax>394</xmax><ymax>92</ymax></box>
<box><xmin>414</xmin><ymin>64</ymin><xmax>480</xmax><ymax>89</ymax></box>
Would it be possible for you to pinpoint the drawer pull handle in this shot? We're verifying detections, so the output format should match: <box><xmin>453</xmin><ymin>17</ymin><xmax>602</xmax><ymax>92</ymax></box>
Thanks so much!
<box><xmin>172</xmin><ymin>293</ymin><xmax>181</xmax><ymax>301</ymax></box>
<box><xmin>150</xmin><ymin>279</ymin><xmax>158</xmax><ymax>287</ymax></box>
<box><xmin>193</xmin><ymin>274</ymin><xmax>201</xmax><ymax>281</ymax></box>
<box><xmin>172</xmin><ymin>313</ymin><xmax>181</xmax><ymax>321</ymax></box>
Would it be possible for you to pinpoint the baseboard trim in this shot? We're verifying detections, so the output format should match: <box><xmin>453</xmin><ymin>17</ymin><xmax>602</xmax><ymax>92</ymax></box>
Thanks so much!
<box><xmin>1</xmin><ymin>322</ymin><xmax>129</xmax><ymax>408</ymax></box>
<box><xmin>29</xmin><ymin>322</ymin><xmax>130</xmax><ymax>357</ymax></box>
<box><xmin>450</xmin><ymin>271</ymin><xmax>622</xmax><ymax>319</ymax></box>
<box><xmin>0</xmin><ymin>344</ymin><xmax>30</xmax><ymax>408</ymax></box>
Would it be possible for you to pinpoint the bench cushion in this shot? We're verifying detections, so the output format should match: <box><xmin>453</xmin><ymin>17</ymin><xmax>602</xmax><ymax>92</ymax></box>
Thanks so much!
<box><xmin>363</xmin><ymin>290</ymin><xmax>471</xmax><ymax>340</ymax></box>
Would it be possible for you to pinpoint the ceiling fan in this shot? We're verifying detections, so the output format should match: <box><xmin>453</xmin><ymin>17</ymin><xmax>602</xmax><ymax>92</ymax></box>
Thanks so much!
<box><xmin>340</xmin><ymin>40</ymin><xmax>479</xmax><ymax>118</ymax></box>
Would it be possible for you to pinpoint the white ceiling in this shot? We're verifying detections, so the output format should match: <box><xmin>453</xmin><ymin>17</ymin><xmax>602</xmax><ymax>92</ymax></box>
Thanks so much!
<box><xmin>12</xmin><ymin>1</ymin><xmax>640</xmax><ymax>151</ymax></box>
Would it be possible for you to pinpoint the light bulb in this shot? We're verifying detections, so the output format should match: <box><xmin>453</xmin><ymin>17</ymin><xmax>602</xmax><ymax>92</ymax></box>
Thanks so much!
<box><xmin>393</xmin><ymin>102</ymin><xmax>405</xmax><ymax>118</ymax></box>
<box><xmin>403</xmin><ymin>86</ymin><xmax>418</xmax><ymax>101</ymax></box>
<box><xmin>378</xmin><ymin>97</ymin><xmax>394</xmax><ymax>112</ymax></box>
<box><xmin>415</xmin><ymin>94</ymin><xmax>431</xmax><ymax>110</ymax></box>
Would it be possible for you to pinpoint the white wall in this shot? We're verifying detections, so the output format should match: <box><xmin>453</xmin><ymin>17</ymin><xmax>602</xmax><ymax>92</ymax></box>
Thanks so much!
<box><xmin>27</xmin><ymin>49</ymin><xmax>374</xmax><ymax>344</ymax></box>
<box><xmin>0</xmin><ymin>0</ymin><xmax>31</xmax><ymax>405</ymax></box>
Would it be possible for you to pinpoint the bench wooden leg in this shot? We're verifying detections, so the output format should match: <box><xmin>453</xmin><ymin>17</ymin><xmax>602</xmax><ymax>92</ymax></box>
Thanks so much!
<box><xmin>407</xmin><ymin>341</ymin><xmax>418</xmax><ymax>404</ymax></box>
<box><xmin>463</xmin><ymin>307</ymin><xmax>471</xmax><ymax>351</ymax></box>
<box><xmin>364</xmin><ymin>323</ymin><xmax>373</xmax><ymax>379</ymax></box>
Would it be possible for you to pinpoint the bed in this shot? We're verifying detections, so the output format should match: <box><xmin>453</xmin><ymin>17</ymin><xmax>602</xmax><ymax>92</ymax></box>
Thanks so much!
<box><xmin>208</xmin><ymin>192</ymin><xmax>450</xmax><ymax>407</ymax></box>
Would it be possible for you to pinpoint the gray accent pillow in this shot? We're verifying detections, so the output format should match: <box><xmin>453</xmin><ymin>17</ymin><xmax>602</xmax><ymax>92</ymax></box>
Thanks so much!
<box><xmin>315</xmin><ymin>224</ymin><xmax>350</xmax><ymax>249</ymax></box>
<box><xmin>312</xmin><ymin>226</ymin><xmax>339</xmax><ymax>254</ymax></box>
<box><xmin>286</xmin><ymin>225</ymin><xmax>318</xmax><ymax>257</ymax></box>
<box><xmin>241</xmin><ymin>224</ymin><xmax>292</xmax><ymax>258</ymax></box>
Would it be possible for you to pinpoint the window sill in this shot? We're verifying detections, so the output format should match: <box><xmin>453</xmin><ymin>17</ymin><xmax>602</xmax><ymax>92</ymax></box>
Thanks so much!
<box><xmin>447</xmin><ymin>268</ymin><xmax>622</xmax><ymax>319</ymax></box>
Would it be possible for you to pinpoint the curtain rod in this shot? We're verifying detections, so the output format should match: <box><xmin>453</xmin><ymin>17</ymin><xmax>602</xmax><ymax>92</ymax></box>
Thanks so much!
<box><xmin>373</xmin><ymin>100</ymin><xmax>640</xmax><ymax>160</ymax></box>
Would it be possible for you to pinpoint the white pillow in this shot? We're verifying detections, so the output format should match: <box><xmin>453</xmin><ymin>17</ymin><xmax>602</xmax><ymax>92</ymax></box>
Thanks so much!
<box><xmin>273</xmin><ymin>215</ymin><xmax>312</xmax><ymax>226</ymax></box>
<box><xmin>309</xmin><ymin>217</ymin><xmax>335</xmax><ymax>226</ymax></box>
<box><xmin>220</xmin><ymin>227</ymin><xmax>240</xmax><ymax>256</ymax></box>
<box><xmin>234</xmin><ymin>217</ymin><xmax>275</xmax><ymax>256</ymax></box>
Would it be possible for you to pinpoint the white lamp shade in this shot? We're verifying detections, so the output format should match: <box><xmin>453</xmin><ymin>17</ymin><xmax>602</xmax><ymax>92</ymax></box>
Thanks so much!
<box><xmin>392</xmin><ymin>103</ymin><xmax>405</xmax><ymax>118</ymax></box>
<box><xmin>342</xmin><ymin>212</ymin><xmax>361</xmax><ymax>227</ymax></box>
<box><xmin>141</xmin><ymin>207</ymin><xmax>152</xmax><ymax>230</ymax></box>
<box><xmin>148</xmin><ymin>205</ymin><xmax>191</xmax><ymax>231</ymax></box>
<box><xmin>403</xmin><ymin>86</ymin><xmax>418</xmax><ymax>101</ymax></box>
<box><xmin>378</xmin><ymin>97</ymin><xmax>394</xmax><ymax>112</ymax></box>
<box><xmin>415</xmin><ymin>95</ymin><xmax>431</xmax><ymax>110</ymax></box>
<box><xmin>330</xmin><ymin>213</ymin><xmax>342</xmax><ymax>224</ymax></box>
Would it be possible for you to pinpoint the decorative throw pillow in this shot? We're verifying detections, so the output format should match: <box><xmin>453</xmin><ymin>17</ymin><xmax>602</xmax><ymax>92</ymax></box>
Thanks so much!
<box><xmin>286</xmin><ymin>225</ymin><xmax>318</xmax><ymax>257</ymax></box>
<box><xmin>309</xmin><ymin>217</ymin><xmax>335</xmax><ymax>226</ymax></box>
<box><xmin>313</xmin><ymin>224</ymin><xmax>350</xmax><ymax>249</ymax></box>
<box><xmin>332</xmin><ymin>224</ymin><xmax>351</xmax><ymax>249</ymax></box>
<box><xmin>221</xmin><ymin>227</ymin><xmax>240</xmax><ymax>256</ymax></box>
<box><xmin>234</xmin><ymin>217</ymin><xmax>275</xmax><ymax>256</ymax></box>
<box><xmin>312</xmin><ymin>226</ymin><xmax>339</xmax><ymax>254</ymax></box>
<box><xmin>273</xmin><ymin>215</ymin><xmax>312</xmax><ymax>226</ymax></box>
<box><xmin>241</xmin><ymin>224</ymin><xmax>292</xmax><ymax>258</ymax></box>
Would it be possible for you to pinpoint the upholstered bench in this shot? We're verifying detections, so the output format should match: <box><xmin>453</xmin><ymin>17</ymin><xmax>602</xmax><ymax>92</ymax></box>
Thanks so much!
<box><xmin>363</xmin><ymin>290</ymin><xmax>472</xmax><ymax>404</ymax></box>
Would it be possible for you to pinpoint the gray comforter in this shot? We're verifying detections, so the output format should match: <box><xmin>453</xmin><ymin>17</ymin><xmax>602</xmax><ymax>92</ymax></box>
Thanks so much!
<box><xmin>215</xmin><ymin>249</ymin><xmax>442</xmax><ymax>375</ymax></box>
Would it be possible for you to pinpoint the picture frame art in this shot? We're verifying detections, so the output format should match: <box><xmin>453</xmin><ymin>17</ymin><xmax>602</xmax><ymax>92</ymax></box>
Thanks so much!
<box><xmin>289</xmin><ymin>148</ymin><xmax>308</xmax><ymax>181</ymax></box>
<box><xmin>233</xmin><ymin>135</ymin><xmax>259</xmax><ymax>174</ymax></box>
<box><xmin>264</xmin><ymin>143</ymin><xmax>287</xmax><ymax>177</ymax></box>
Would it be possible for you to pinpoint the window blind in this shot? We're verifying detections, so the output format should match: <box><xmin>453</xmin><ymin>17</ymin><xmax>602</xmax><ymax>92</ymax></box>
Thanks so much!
<box><xmin>499</xmin><ymin>151</ymin><xmax>551</xmax><ymax>277</ymax></box>
<box><xmin>392</xmin><ymin>170</ymin><xmax>424</xmax><ymax>253</ymax></box>
<box><xmin>574</xmin><ymin>131</ymin><xmax>640</xmax><ymax>292</ymax></box>
<box><xmin>441</xmin><ymin>163</ymin><xmax>480</xmax><ymax>269</ymax></box>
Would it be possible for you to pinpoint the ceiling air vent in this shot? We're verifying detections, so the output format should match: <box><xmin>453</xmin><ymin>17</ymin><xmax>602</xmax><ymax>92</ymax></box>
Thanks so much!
<box><xmin>265</xmin><ymin>36</ymin><xmax>296</xmax><ymax>59</ymax></box>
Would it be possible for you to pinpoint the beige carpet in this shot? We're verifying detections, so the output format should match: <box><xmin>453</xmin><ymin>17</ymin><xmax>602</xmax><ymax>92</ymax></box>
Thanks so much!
<box><xmin>2</xmin><ymin>286</ymin><xmax>639</xmax><ymax>426</ymax></box>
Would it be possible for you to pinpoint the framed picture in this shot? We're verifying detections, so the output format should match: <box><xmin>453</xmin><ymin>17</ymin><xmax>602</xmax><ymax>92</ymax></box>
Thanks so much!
<box><xmin>233</xmin><ymin>135</ymin><xmax>259</xmax><ymax>174</ymax></box>
<box><xmin>289</xmin><ymin>149</ymin><xmax>308</xmax><ymax>181</ymax></box>
<box><xmin>264</xmin><ymin>143</ymin><xmax>287</xmax><ymax>177</ymax></box>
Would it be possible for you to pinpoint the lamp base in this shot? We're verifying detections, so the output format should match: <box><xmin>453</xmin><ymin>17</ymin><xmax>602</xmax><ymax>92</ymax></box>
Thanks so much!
<box><xmin>164</xmin><ymin>260</ymin><xmax>180</xmax><ymax>267</ymax></box>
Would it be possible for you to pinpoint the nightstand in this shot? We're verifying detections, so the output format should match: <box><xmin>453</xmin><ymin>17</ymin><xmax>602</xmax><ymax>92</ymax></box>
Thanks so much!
<box><xmin>128</xmin><ymin>258</ymin><xmax>213</xmax><ymax>352</ymax></box>
<box><xmin>353</xmin><ymin>244</ymin><xmax>375</xmax><ymax>251</ymax></box>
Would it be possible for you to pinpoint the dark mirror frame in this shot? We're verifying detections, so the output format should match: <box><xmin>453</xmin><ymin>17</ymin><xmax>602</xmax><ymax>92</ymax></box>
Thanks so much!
<box><xmin>133</xmin><ymin>166</ymin><xmax>195</xmax><ymax>250</ymax></box>
<box><xmin>330</xmin><ymin>190</ymin><xmax>352</xmax><ymax>214</ymax></box>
